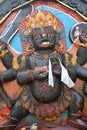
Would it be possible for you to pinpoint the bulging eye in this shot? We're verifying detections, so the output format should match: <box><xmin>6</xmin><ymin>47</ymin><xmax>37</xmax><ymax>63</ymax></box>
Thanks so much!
<box><xmin>35</xmin><ymin>35</ymin><xmax>41</xmax><ymax>40</ymax></box>
<box><xmin>48</xmin><ymin>33</ymin><xmax>52</xmax><ymax>38</ymax></box>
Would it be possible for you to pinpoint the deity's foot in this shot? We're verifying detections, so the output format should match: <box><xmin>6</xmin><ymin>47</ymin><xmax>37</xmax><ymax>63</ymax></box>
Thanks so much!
<box><xmin>68</xmin><ymin>116</ymin><xmax>87</xmax><ymax>130</ymax></box>
<box><xmin>0</xmin><ymin>115</ymin><xmax>19</xmax><ymax>130</ymax></box>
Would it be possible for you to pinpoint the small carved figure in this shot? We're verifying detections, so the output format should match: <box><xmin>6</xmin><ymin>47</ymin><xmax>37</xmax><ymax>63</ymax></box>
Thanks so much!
<box><xmin>70</xmin><ymin>22</ymin><xmax>87</xmax><ymax>95</ymax></box>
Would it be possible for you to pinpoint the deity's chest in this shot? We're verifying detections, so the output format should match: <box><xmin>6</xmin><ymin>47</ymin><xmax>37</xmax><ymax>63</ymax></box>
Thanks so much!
<box><xmin>29</xmin><ymin>53</ymin><xmax>58</xmax><ymax>87</ymax></box>
<box><xmin>35</xmin><ymin>57</ymin><xmax>49</xmax><ymax>72</ymax></box>
<box><xmin>29</xmin><ymin>54</ymin><xmax>50</xmax><ymax>70</ymax></box>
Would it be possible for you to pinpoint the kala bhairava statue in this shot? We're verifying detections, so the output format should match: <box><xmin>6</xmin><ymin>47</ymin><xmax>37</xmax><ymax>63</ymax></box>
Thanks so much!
<box><xmin>0</xmin><ymin>8</ymin><xmax>87</xmax><ymax>130</ymax></box>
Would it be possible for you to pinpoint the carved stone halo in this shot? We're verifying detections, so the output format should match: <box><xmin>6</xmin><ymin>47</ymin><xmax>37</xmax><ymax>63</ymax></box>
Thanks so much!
<box><xmin>70</xmin><ymin>22</ymin><xmax>87</xmax><ymax>42</ymax></box>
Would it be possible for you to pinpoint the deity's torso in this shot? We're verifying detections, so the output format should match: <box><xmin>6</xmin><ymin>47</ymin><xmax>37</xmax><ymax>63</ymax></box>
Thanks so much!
<box><xmin>28</xmin><ymin>52</ymin><xmax>62</xmax><ymax>103</ymax></box>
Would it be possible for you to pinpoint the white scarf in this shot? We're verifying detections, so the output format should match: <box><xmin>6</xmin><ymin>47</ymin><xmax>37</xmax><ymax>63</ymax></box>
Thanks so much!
<box><xmin>59</xmin><ymin>58</ymin><xmax>75</xmax><ymax>88</ymax></box>
<box><xmin>48</xmin><ymin>59</ymin><xmax>54</xmax><ymax>87</ymax></box>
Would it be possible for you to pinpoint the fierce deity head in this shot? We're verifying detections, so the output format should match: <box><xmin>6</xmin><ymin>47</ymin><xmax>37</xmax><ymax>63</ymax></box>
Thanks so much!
<box><xmin>19</xmin><ymin>10</ymin><xmax>66</xmax><ymax>55</ymax></box>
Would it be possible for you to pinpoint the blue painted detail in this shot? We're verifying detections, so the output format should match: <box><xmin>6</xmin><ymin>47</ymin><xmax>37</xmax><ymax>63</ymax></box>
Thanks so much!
<box><xmin>10</xmin><ymin>33</ymin><xmax>23</xmax><ymax>53</ymax></box>
<box><xmin>57</xmin><ymin>109</ymin><xmax>68</xmax><ymax>120</ymax></box>
<box><xmin>9</xmin><ymin>5</ymin><xmax>78</xmax><ymax>53</ymax></box>
<box><xmin>21</xmin><ymin>29</ymin><xmax>29</xmax><ymax>44</ymax></box>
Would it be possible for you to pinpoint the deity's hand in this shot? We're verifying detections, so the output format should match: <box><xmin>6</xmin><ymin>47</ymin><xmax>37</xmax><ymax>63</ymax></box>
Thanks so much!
<box><xmin>33</xmin><ymin>69</ymin><xmax>48</xmax><ymax>80</ymax></box>
<box><xmin>17</xmin><ymin>68</ymin><xmax>48</xmax><ymax>85</ymax></box>
<box><xmin>51</xmin><ymin>60</ymin><xmax>61</xmax><ymax>76</ymax></box>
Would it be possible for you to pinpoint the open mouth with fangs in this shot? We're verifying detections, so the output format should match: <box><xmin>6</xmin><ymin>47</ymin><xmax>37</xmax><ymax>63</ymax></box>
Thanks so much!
<box><xmin>38</xmin><ymin>41</ymin><xmax>54</xmax><ymax>47</ymax></box>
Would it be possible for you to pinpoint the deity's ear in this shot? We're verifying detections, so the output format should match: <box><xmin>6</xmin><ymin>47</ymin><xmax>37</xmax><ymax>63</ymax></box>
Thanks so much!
<box><xmin>55</xmin><ymin>26</ymin><xmax>65</xmax><ymax>42</ymax></box>
<box><xmin>21</xmin><ymin>29</ymin><xmax>33</xmax><ymax>49</ymax></box>
<box><xmin>21</xmin><ymin>29</ymin><xmax>29</xmax><ymax>43</ymax></box>
<box><xmin>54</xmin><ymin>26</ymin><xmax>66</xmax><ymax>52</ymax></box>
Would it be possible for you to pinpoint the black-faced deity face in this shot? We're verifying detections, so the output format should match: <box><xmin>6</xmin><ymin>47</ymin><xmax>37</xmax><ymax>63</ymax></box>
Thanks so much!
<box><xmin>32</xmin><ymin>26</ymin><xmax>55</xmax><ymax>50</ymax></box>
<box><xmin>79</xmin><ymin>31</ymin><xmax>87</xmax><ymax>43</ymax></box>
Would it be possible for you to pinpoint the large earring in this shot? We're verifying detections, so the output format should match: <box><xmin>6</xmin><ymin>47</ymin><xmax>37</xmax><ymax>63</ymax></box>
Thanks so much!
<box><xmin>57</xmin><ymin>41</ymin><xmax>64</xmax><ymax>50</ymax></box>
<box><xmin>25</xmin><ymin>43</ymin><xmax>35</xmax><ymax>55</ymax></box>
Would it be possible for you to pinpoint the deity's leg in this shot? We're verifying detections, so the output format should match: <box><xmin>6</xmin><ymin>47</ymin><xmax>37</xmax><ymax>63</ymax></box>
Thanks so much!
<box><xmin>0</xmin><ymin>98</ymin><xmax>29</xmax><ymax>130</ymax></box>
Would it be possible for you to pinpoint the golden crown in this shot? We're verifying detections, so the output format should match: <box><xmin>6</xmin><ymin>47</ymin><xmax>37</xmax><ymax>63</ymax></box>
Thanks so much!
<box><xmin>25</xmin><ymin>10</ymin><xmax>59</xmax><ymax>32</ymax></box>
